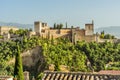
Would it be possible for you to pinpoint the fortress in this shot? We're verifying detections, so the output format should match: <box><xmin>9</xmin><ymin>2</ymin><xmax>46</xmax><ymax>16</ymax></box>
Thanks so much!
<box><xmin>34</xmin><ymin>21</ymin><xmax>98</xmax><ymax>42</ymax></box>
<box><xmin>0</xmin><ymin>21</ymin><xmax>115</xmax><ymax>43</ymax></box>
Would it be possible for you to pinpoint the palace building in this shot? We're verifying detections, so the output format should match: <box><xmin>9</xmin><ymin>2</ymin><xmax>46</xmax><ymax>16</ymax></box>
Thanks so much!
<box><xmin>34</xmin><ymin>21</ymin><xmax>98</xmax><ymax>42</ymax></box>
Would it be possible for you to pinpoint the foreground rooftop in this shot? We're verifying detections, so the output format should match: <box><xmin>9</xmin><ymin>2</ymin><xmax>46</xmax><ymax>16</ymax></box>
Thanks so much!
<box><xmin>42</xmin><ymin>71</ymin><xmax>120</xmax><ymax>80</ymax></box>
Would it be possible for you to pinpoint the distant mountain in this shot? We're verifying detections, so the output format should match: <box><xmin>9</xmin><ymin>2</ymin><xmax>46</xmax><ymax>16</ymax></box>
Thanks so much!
<box><xmin>0</xmin><ymin>22</ymin><xmax>34</xmax><ymax>30</ymax></box>
<box><xmin>95</xmin><ymin>26</ymin><xmax>120</xmax><ymax>39</ymax></box>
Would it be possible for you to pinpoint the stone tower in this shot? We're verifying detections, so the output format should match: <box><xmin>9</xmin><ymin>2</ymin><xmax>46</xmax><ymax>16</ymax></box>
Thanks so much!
<box><xmin>85</xmin><ymin>20</ymin><xmax>94</xmax><ymax>35</ymax></box>
<box><xmin>34</xmin><ymin>21</ymin><xmax>42</xmax><ymax>36</ymax></box>
<box><xmin>34</xmin><ymin>21</ymin><xmax>49</xmax><ymax>36</ymax></box>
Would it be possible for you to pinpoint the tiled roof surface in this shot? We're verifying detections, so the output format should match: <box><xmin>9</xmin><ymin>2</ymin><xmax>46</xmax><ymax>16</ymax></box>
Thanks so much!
<box><xmin>42</xmin><ymin>71</ymin><xmax>120</xmax><ymax>80</ymax></box>
<box><xmin>99</xmin><ymin>70</ymin><xmax>120</xmax><ymax>75</ymax></box>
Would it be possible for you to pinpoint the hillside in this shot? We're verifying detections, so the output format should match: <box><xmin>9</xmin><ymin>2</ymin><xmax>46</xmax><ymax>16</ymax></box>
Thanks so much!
<box><xmin>1</xmin><ymin>34</ymin><xmax>120</xmax><ymax>79</ymax></box>
<box><xmin>95</xmin><ymin>26</ymin><xmax>120</xmax><ymax>38</ymax></box>
<box><xmin>0</xmin><ymin>22</ymin><xmax>33</xmax><ymax>30</ymax></box>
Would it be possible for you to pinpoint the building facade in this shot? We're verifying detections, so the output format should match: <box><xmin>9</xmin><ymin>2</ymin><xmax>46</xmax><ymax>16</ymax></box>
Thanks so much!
<box><xmin>0</xmin><ymin>26</ymin><xmax>18</xmax><ymax>35</ymax></box>
<box><xmin>34</xmin><ymin>21</ymin><xmax>97</xmax><ymax>42</ymax></box>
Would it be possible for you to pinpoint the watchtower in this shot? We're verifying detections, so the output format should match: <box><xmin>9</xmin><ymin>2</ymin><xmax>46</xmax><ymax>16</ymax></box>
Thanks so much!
<box><xmin>34</xmin><ymin>21</ymin><xmax>42</xmax><ymax>36</ymax></box>
<box><xmin>85</xmin><ymin>20</ymin><xmax>94</xmax><ymax>35</ymax></box>
<box><xmin>34</xmin><ymin>21</ymin><xmax>49</xmax><ymax>36</ymax></box>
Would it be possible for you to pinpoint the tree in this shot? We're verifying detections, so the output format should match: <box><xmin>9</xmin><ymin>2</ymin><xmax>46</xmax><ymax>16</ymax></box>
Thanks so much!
<box><xmin>37</xmin><ymin>72</ymin><xmax>44</xmax><ymax>80</ymax></box>
<box><xmin>104</xmin><ymin>34</ymin><xmax>115</xmax><ymax>39</ymax></box>
<box><xmin>100</xmin><ymin>31</ymin><xmax>105</xmax><ymax>38</ymax></box>
<box><xmin>111</xmin><ymin>35</ymin><xmax>115</xmax><ymax>39</ymax></box>
<box><xmin>66</xmin><ymin>22</ymin><xmax>68</xmax><ymax>29</ymax></box>
<box><xmin>59</xmin><ymin>23</ymin><xmax>63</xmax><ymax>29</ymax></box>
<box><xmin>29</xmin><ymin>28</ymin><xmax>33</xmax><ymax>31</ymax></box>
<box><xmin>14</xmin><ymin>44</ymin><xmax>24</xmax><ymax>80</ymax></box>
<box><xmin>57</xmin><ymin>24</ymin><xmax>60</xmax><ymax>29</ymax></box>
<box><xmin>71</xmin><ymin>26</ymin><xmax>74</xmax><ymax>29</ymax></box>
<box><xmin>104</xmin><ymin>34</ymin><xmax>111</xmax><ymax>39</ymax></box>
<box><xmin>54</xmin><ymin>23</ymin><xmax>57</xmax><ymax>29</ymax></box>
<box><xmin>9</xmin><ymin>29</ymin><xmax>14</xmax><ymax>34</ymax></box>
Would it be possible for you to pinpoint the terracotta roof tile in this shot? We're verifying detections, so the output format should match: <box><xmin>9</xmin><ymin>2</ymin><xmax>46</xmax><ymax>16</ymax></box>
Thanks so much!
<box><xmin>98</xmin><ymin>70</ymin><xmax>120</xmax><ymax>75</ymax></box>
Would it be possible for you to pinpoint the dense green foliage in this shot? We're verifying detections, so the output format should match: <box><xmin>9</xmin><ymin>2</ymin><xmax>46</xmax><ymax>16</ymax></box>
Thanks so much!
<box><xmin>53</xmin><ymin>23</ymin><xmax>63</xmax><ymax>29</ymax></box>
<box><xmin>14</xmin><ymin>44</ymin><xmax>24</xmax><ymax>80</ymax></box>
<box><xmin>0</xmin><ymin>29</ymin><xmax>42</xmax><ymax>75</ymax></box>
<box><xmin>100</xmin><ymin>30</ymin><xmax>115</xmax><ymax>39</ymax></box>
<box><xmin>9</xmin><ymin>29</ymin><xmax>29</xmax><ymax>37</ymax></box>
<box><xmin>42</xmin><ymin>38</ymin><xmax>87</xmax><ymax>71</ymax></box>
<box><xmin>0</xmin><ymin>29</ymin><xmax>120</xmax><ymax>79</ymax></box>
<box><xmin>76</xmin><ymin>41</ymin><xmax>120</xmax><ymax>71</ymax></box>
<box><xmin>0</xmin><ymin>35</ymin><xmax>3</xmax><ymax>39</ymax></box>
<box><xmin>0</xmin><ymin>41</ymin><xmax>16</xmax><ymax>75</ymax></box>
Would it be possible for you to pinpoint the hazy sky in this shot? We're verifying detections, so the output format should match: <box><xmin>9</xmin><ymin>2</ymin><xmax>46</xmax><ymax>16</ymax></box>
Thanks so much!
<box><xmin>0</xmin><ymin>0</ymin><xmax>120</xmax><ymax>28</ymax></box>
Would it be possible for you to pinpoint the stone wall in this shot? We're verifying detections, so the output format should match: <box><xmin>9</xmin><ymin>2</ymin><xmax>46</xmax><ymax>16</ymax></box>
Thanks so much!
<box><xmin>49</xmin><ymin>29</ymin><xmax>60</xmax><ymax>34</ymax></box>
<box><xmin>59</xmin><ymin>29</ymin><xmax>71</xmax><ymax>34</ymax></box>
<box><xmin>0</xmin><ymin>26</ymin><xmax>18</xmax><ymax>35</ymax></box>
<box><xmin>22</xmin><ymin>46</ymin><xmax>46</xmax><ymax>77</ymax></box>
<box><xmin>85</xmin><ymin>35</ymin><xmax>96</xmax><ymax>42</ymax></box>
<box><xmin>74</xmin><ymin>29</ymin><xmax>85</xmax><ymax>41</ymax></box>
<box><xmin>22</xmin><ymin>46</ymin><xmax>42</xmax><ymax>68</ymax></box>
<box><xmin>41</xmin><ymin>29</ymin><xmax>72</xmax><ymax>39</ymax></box>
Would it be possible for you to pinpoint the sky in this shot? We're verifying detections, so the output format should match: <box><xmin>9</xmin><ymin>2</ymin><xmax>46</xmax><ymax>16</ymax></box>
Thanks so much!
<box><xmin>0</xmin><ymin>0</ymin><xmax>120</xmax><ymax>28</ymax></box>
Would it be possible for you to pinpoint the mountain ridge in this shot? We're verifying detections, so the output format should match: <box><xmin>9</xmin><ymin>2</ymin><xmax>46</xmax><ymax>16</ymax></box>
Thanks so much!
<box><xmin>0</xmin><ymin>21</ymin><xmax>33</xmax><ymax>29</ymax></box>
<box><xmin>95</xmin><ymin>26</ymin><xmax>120</xmax><ymax>38</ymax></box>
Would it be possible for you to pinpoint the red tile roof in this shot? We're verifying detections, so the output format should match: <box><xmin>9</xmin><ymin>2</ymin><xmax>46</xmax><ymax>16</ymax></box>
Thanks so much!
<box><xmin>98</xmin><ymin>70</ymin><xmax>120</xmax><ymax>75</ymax></box>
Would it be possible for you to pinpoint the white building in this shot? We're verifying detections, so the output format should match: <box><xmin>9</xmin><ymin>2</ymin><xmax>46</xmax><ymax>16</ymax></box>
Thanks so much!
<box><xmin>0</xmin><ymin>75</ymin><xmax>13</xmax><ymax>80</ymax></box>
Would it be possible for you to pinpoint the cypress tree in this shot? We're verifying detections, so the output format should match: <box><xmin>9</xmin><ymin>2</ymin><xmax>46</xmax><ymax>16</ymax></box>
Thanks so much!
<box><xmin>66</xmin><ymin>22</ymin><xmax>68</xmax><ymax>29</ymax></box>
<box><xmin>14</xmin><ymin>44</ymin><xmax>24</xmax><ymax>80</ymax></box>
<box><xmin>54</xmin><ymin>23</ymin><xmax>56</xmax><ymax>29</ymax></box>
<box><xmin>57</xmin><ymin>24</ymin><xmax>60</xmax><ymax>29</ymax></box>
<box><xmin>59</xmin><ymin>23</ymin><xmax>63</xmax><ymax>29</ymax></box>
